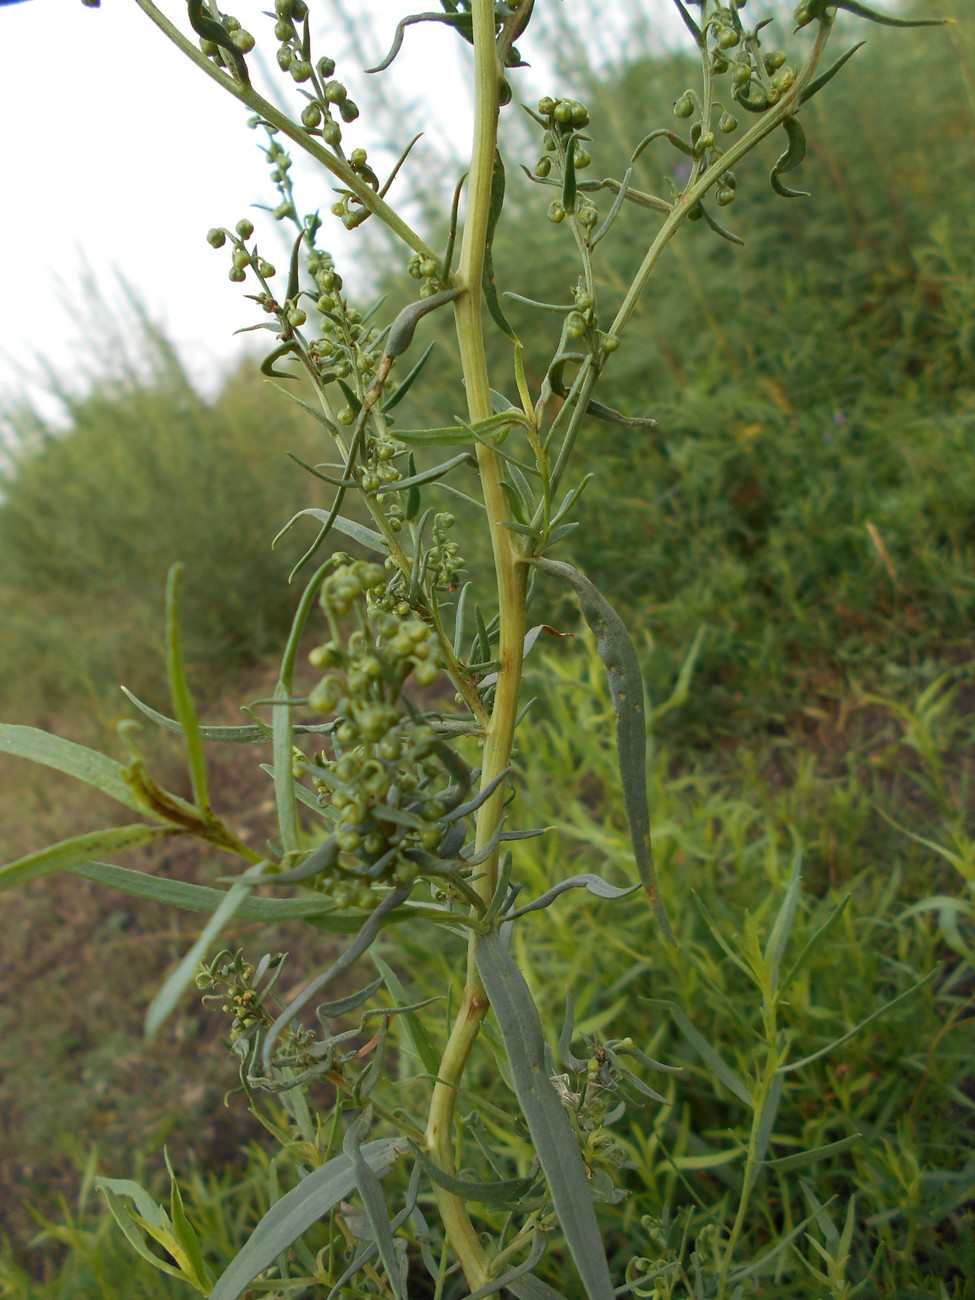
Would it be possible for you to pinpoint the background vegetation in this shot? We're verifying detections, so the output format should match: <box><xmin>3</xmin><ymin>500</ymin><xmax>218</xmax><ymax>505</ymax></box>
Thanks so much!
<box><xmin>1</xmin><ymin>7</ymin><xmax>972</xmax><ymax>1295</ymax></box>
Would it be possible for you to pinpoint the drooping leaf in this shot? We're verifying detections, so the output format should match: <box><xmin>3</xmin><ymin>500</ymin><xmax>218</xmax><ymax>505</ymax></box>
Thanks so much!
<box><xmin>280</xmin><ymin>508</ymin><xmax>387</xmax><ymax>556</ymax></box>
<box><xmin>532</xmin><ymin>558</ymin><xmax>674</xmax><ymax>941</ymax></box>
<box><xmin>770</xmin><ymin>116</ymin><xmax>810</xmax><ymax>199</ymax></box>
<box><xmin>505</xmin><ymin>873</ymin><xmax>638</xmax><ymax>920</ymax></box>
<box><xmin>474</xmin><ymin>930</ymin><xmax>614</xmax><ymax>1299</ymax></box>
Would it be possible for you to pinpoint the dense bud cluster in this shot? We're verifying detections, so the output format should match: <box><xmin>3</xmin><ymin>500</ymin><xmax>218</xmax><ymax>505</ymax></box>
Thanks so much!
<box><xmin>532</xmin><ymin>95</ymin><xmax>597</xmax><ymax>226</ymax></box>
<box><xmin>286</xmin><ymin>555</ymin><xmax>483</xmax><ymax>906</ymax></box>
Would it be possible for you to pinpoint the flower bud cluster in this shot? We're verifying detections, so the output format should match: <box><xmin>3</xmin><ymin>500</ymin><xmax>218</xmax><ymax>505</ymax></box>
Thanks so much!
<box><xmin>534</xmin><ymin>95</ymin><xmax>593</xmax><ymax>206</ymax></box>
<box><xmin>270</xmin><ymin>0</ymin><xmax>360</xmax><ymax>150</ymax></box>
<box><xmin>297</xmin><ymin>557</ymin><xmax>470</xmax><ymax>902</ymax></box>
<box><xmin>196</xmin><ymin>949</ymin><xmax>285</xmax><ymax>1045</ymax></box>
<box><xmin>207</xmin><ymin>220</ymin><xmax>277</xmax><ymax>286</ymax></box>
<box><xmin>426</xmin><ymin>513</ymin><xmax>464</xmax><ymax>590</ymax></box>
<box><xmin>407</xmin><ymin>252</ymin><xmax>445</xmax><ymax>299</ymax></box>
<box><xmin>196</xmin><ymin>11</ymin><xmax>255</xmax><ymax>71</ymax></box>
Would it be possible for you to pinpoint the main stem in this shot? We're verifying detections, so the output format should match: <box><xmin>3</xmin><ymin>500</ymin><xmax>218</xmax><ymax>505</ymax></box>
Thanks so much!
<box><xmin>424</xmin><ymin>0</ymin><xmax>529</xmax><ymax>1287</ymax></box>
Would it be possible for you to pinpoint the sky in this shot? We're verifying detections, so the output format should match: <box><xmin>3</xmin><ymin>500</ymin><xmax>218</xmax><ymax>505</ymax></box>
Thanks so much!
<box><xmin>0</xmin><ymin>0</ymin><xmax>493</xmax><ymax>422</ymax></box>
<box><xmin>0</xmin><ymin>0</ymin><xmax>702</xmax><ymax>448</ymax></box>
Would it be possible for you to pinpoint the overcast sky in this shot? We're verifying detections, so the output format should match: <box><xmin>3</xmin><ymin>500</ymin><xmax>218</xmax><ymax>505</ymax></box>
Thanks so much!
<box><xmin>0</xmin><ymin>0</ymin><xmax>701</xmax><ymax>438</ymax></box>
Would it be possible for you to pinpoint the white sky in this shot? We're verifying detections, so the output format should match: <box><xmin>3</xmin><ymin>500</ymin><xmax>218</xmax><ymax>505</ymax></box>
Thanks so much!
<box><xmin>0</xmin><ymin>0</ymin><xmax>489</xmax><ymax>419</ymax></box>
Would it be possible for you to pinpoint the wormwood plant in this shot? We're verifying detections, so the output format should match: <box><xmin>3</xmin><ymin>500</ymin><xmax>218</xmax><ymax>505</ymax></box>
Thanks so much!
<box><xmin>1</xmin><ymin>2</ymin><xmax>954</xmax><ymax>1296</ymax></box>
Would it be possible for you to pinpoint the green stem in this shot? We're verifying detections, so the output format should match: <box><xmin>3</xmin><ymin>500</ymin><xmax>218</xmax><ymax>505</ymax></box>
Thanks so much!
<box><xmin>133</xmin><ymin>0</ymin><xmax>437</xmax><ymax>261</ymax></box>
<box><xmin>716</xmin><ymin>1038</ymin><xmax>780</xmax><ymax>1298</ymax></box>
<box><xmin>424</xmin><ymin>0</ymin><xmax>530</xmax><ymax>1288</ymax></box>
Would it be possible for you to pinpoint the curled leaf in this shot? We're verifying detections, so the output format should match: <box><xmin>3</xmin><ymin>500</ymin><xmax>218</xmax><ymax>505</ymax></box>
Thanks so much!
<box><xmin>770</xmin><ymin>116</ymin><xmax>810</xmax><ymax>199</ymax></box>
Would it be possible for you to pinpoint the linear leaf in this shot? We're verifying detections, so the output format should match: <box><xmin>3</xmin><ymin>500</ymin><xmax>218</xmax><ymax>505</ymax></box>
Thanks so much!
<box><xmin>290</xmin><ymin>509</ymin><xmax>387</xmax><ymax>554</ymax></box>
<box><xmin>145</xmin><ymin>881</ymin><xmax>252</xmax><ymax>1039</ymax></box>
<box><xmin>645</xmin><ymin>999</ymin><xmax>752</xmax><ymax>1107</ymax></box>
<box><xmin>121</xmin><ymin>688</ymin><xmax>332</xmax><ymax>744</ymax></box>
<box><xmin>764</xmin><ymin>849</ymin><xmax>803</xmax><ymax>993</ymax></box>
<box><xmin>0</xmin><ymin>724</ymin><xmax>152</xmax><ymax>815</ymax></box>
<box><xmin>505</xmin><ymin>873</ymin><xmax>638</xmax><ymax>921</ymax></box>
<box><xmin>533</xmin><ymin>558</ymin><xmax>674</xmax><ymax>941</ymax></box>
<box><xmin>371</xmin><ymin>955</ymin><xmax>442</xmax><ymax>1075</ymax></box>
<box><xmin>0</xmin><ymin>824</ymin><xmax>175</xmax><ymax>893</ymax></box>
<box><xmin>345</xmin><ymin>1115</ymin><xmax>406</xmax><ymax>1300</ymax></box>
<box><xmin>210</xmin><ymin>1139</ymin><xmax>408</xmax><ymax>1300</ymax></box>
<box><xmin>779</xmin><ymin>967</ymin><xmax>938</xmax><ymax>1074</ymax></box>
<box><xmin>474</xmin><ymin>930</ymin><xmax>614</xmax><ymax>1299</ymax></box>
<box><xmin>763</xmin><ymin>1133</ymin><xmax>862</xmax><ymax>1172</ymax></box>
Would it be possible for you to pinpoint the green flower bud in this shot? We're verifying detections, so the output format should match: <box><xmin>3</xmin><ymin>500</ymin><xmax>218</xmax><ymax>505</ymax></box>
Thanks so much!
<box><xmin>301</xmin><ymin>102</ymin><xmax>322</xmax><ymax>129</ymax></box>
<box><xmin>764</xmin><ymin>49</ymin><xmax>788</xmax><ymax>72</ymax></box>
<box><xmin>573</xmin><ymin>148</ymin><xmax>592</xmax><ymax>169</ymax></box>
<box><xmin>231</xmin><ymin>28</ymin><xmax>254</xmax><ymax>53</ymax></box>
<box><xmin>276</xmin><ymin>45</ymin><xmax>293</xmax><ymax>70</ymax></box>
<box><xmin>716</xmin><ymin>25</ymin><xmax>740</xmax><ymax>49</ymax></box>
<box><xmin>339</xmin><ymin>99</ymin><xmax>359</xmax><ymax>123</ymax></box>
<box><xmin>566</xmin><ymin>311</ymin><xmax>587</xmax><ymax>339</ymax></box>
<box><xmin>229</xmin><ymin>266</ymin><xmax>246</xmax><ymax>283</ymax></box>
<box><xmin>324</xmin><ymin>80</ymin><xmax>347</xmax><ymax>103</ymax></box>
<box><xmin>716</xmin><ymin>186</ymin><xmax>736</xmax><ymax>207</ymax></box>
<box><xmin>291</xmin><ymin>59</ymin><xmax>313</xmax><ymax>82</ymax></box>
<box><xmin>288</xmin><ymin>307</ymin><xmax>307</xmax><ymax>327</ymax></box>
<box><xmin>719</xmin><ymin>112</ymin><xmax>738</xmax><ymax>133</ymax></box>
<box><xmin>323</xmin><ymin>119</ymin><xmax>342</xmax><ymax>146</ymax></box>
<box><xmin>674</xmin><ymin>94</ymin><xmax>694</xmax><ymax>119</ymax></box>
<box><xmin>317</xmin><ymin>56</ymin><xmax>336</xmax><ymax>78</ymax></box>
<box><xmin>570</xmin><ymin>101</ymin><xmax>590</xmax><ymax>128</ymax></box>
<box><xmin>535</xmin><ymin>156</ymin><xmax>552</xmax><ymax>178</ymax></box>
<box><xmin>337</xmin><ymin>406</ymin><xmax>355</xmax><ymax>426</ymax></box>
<box><xmin>274</xmin><ymin>19</ymin><xmax>291</xmax><ymax>40</ymax></box>
<box><xmin>547</xmin><ymin>200</ymin><xmax>566</xmax><ymax>224</ymax></box>
<box><xmin>207</xmin><ymin>227</ymin><xmax>226</xmax><ymax>248</ymax></box>
<box><xmin>537</xmin><ymin>95</ymin><xmax>556</xmax><ymax>116</ymax></box>
<box><xmin>414</xmin><ymin>660</ymin><xmax>439</xmax><ymax>687</ymax></box>
<box><xmin>731</xmin><ymin>62</ymin><xmax>751</xmax><ymax>87</ymax></box>
<box><xmin>257</xmin><ymin>260</ymin><xmax>276</xmax><ymax>278</ymax></box>
<box><xmin>275</xmin><ymin>0</ymin><xmax>293</xmax><ymax>17</ymax></box>
<box><xmin>553</xmin><ymin>99</ymin><xmax>573</xmax><ymax>125</ymax></box>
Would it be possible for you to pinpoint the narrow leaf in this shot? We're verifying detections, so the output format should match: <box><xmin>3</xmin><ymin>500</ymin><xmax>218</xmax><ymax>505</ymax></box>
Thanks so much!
<box><xmin>345</xmin><ymin>1114</ymin><xmax>406</xmax><ymax>1300</ymax></box>
<box><xmin>764</xmin><ymin>1133</ymin><xmax>862</xmax><ymax>1171</ymax></box>
<box><xmin>475</xmin><ymin>931</ymin><xmax>614</xmax><ymax>1299</ymax></box>
<box><xmin>764</xmin><ymin>849</ymin><xmax>803</xmax><ymax>993</ymax></box>
<box><xmin>533</xmin><ymin>558</ymin><xmax>674</xmax><ymax>941</ymax></box>
<box><xmin>779</xmin><ymin>967</ymin><xmax>939</xmax><ymax>1074</ymax></box>
<box><xmin>372</xmin><ymin>954</ymin><xmax>441</xmax><ymax>1075</ymax></box>
<box><xmin>0</xmin><ymin>723</ymin><xmax>151</xmax><ymax>815</ymax></box>
<box><xmin>646</xmin><ymin>999</ymin><xmax>751</xmax><ymax>1106</ymax></box>
<box><xmin>70</xmin><ymin>860</ymin><xmax>423</xmax><ymax>931</ymax></box>
<box><xmin>145</xmin><ymin>880</ymin><xmax>252</xmax><ymax>1039</ymax></box>
<box><xmin>0</xmin><ymin>824</ymin><xmax>175</xmax><ymax>892</ymax></box>
<box><xmin>770</xmin><ymin>117</ymin><xmax>810</xmax><ymax>199</ymax></box>
<box><xmin>210</xmin><ymin>1139</ymin><xmax>408</xmax><ymax>1300</ymax></box>
<box><xmin>483</xmin><ymin>149</ymin><xmax>517</xmax><ymax>341</ymax></box>
<box><xmin>287</xmin><ymin>509</ymin><xmax>387</xmax><ymax>554</ymax></box>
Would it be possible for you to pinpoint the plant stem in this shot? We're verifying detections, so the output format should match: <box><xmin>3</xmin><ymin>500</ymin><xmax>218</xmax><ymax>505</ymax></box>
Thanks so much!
<box><xmin>425</xmin><ymin>0</ymin><xmax>530</xmax><ymax>1287</ymax></box>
